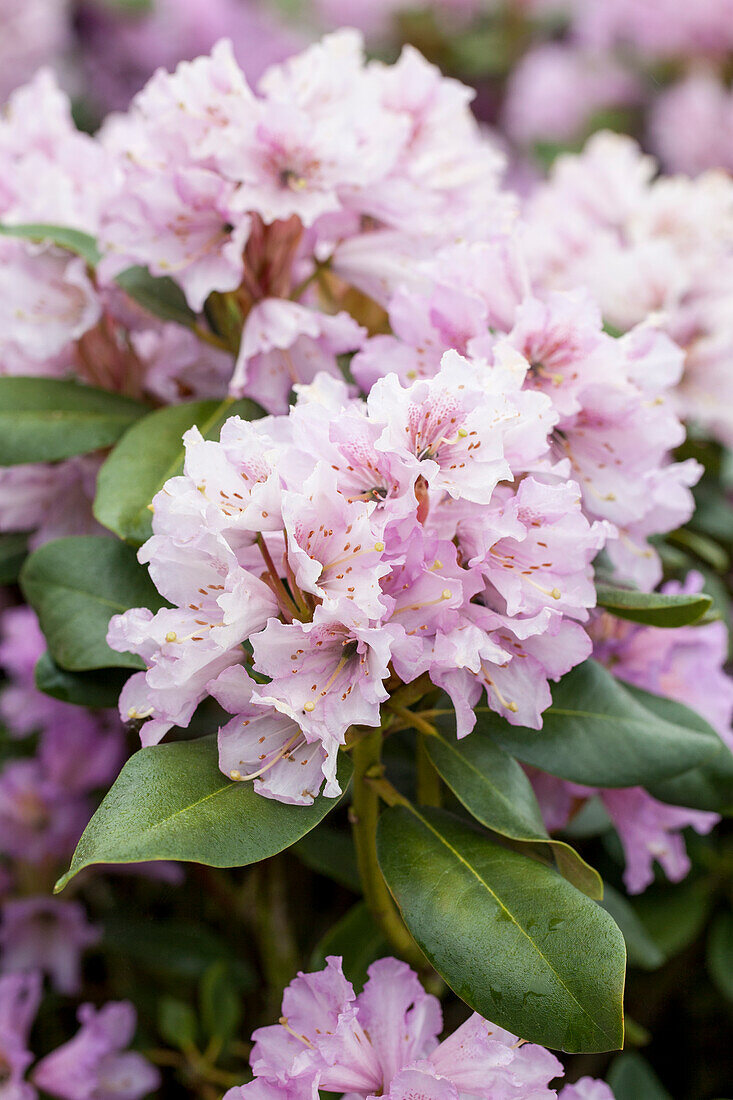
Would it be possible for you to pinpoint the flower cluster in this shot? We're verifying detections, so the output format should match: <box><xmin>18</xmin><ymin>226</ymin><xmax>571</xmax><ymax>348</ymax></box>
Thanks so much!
<box><xmin>109</xmin><ymin>349</ymin><xmax>611</xmax><ymax>802</ymax></box>
<box><xmin>350</xmin><ymin>232</ymin><xmax>698</xmax><ymax>590</ymax></box>
<box><xmin>0</xmin><ymin>971</ymin><xmax>159</xmax><ymax>1100</ymax></box>
<box><xmin>525</xmin><ymin>131</ymin><xmax>733</xmax><ymax>452</ymax></box>
<box><xmin>225</xmin><ymin>954</ymin><xmax>614</xmax><ymax>1100</ymax></box>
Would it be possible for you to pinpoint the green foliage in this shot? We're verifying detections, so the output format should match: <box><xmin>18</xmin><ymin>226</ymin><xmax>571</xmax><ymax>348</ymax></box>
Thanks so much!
<box><xmin>607</xmin><ymin>1052</ymin><xmax>673</xmax><ymax>1099</ymax></box>
<box><xmin>377</xmin><ymin>804</ymin><xmax>626</xmax><ymax>1053</ymax></box>
<box><xmin>200</xmin><ymin>962</ymin><xmax>242</xmax><ymax>1045</ymax></box>
<box><xmin>0</xmin><ymin>532</ymin><xmax>28</xmax><ymax>585</ymax></box>
<box><xmin>595</xmin><ymin>583</ymin><xmax>712</xmax><ymax>627</ymax></box>
<box><xmin>34</xmin><ymin>651</ymin><xmax>130</xmax><ymax>709</ymax></box>
<box><xmin>21</xmin><ymin>536</ymin><xmax>165</xmax><ymax>671</ymax></box>
<box><xmin>634</xmin><ymin>879</ymin><xmax>715</xmax><ymax>959</ymax></box>
<box><xmin>707</xmin><ymin>911</ymin><xmax>733</xmax><ymax>1001</ymax></box>
<box><xmin>56</xmin><ymin>736</ymin><xmax>353</xmax><ymax>889</ymax></box>
<box><xmin>0</xmin><ymin>222</ymin><xmax>101</xmax><ymax>264</ymax></box>
<box><xmin>94</xmin><ymin>398</ymin><xmax>262</xmax><ymax>544</ymax></box>
<box><xmin>424</xmin><ymin>724</ymin><xmax>602</xmax><ymax>898</ymax></box>
<box><xmin>158</xmin><ymin>996</ymin><xmax>198</xmax><ymax>1050</ymax></box>
<box><xmin>599</xmin><ymin>883</ymin><xmax>665</xmax><ymax>971</ymax></box>
<box><xmin>116</xmin><ymin>266</ymin><xmax>198</xmax><ymax>327</ymax></box>
<box><xmin>0</xmin><ymin>378</ymin><xmax>148</xmax><ymax>466</ymax></box>
<box><xmin>482</xmin><ymin>660</ymin><xmax>722</xmax><ymax>788</ymax></box>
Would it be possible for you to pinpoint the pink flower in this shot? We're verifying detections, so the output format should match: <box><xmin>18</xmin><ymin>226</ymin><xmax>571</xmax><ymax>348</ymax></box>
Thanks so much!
<box><xmin>33</xmin><ymin>1001</ymin><xmax>160</xmax><ymax>1100</ymax></box>
<box><xmin>0</xmin><ymin>898</ymin><xmax>100</xmax><ymax>995</ymax></box>
<box><xmin>559</xmin><ymin>1080</ymin><xmax>616</xmax><ymax>1100</ymax></box>
<box><xmin>250</xmin><ymin>608</ymin><xmax>395</xmax><ymax>747</ymax></box>
<box><xmin>230</xmin><ymin>299</ymin><xmax>364</xmax><ymax>413</ymax></box>
<box><xmin>226</xmin><ymin>956</ymin><xmax>561</xmax><ymax>1100</ymax></box>
<box><xmin>0</xmin><ymin>970</ymin><xmax>41</xmax><ymax>1100</ymax></box>
<box><xmin>211</xmin><ymin>666</ymin><xmax>340</xmax><ymax>805</ymax></box>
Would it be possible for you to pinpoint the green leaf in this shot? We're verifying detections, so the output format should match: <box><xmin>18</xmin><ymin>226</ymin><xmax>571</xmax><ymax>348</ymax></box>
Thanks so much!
<box><xmin>94</xmin><ymin>398</ymin><xmax>262</xmax><ymax>544</ymax></box>
<box><xmin>707</xmin><ymin>911</ymin><xmax>733</xmax><ymax>1001</ymax></box>
<box><xmin>626</xmin><ymin>686</ymin><xmax>733</xmax><ymax>813</ymax></box>
<box><xmin>158</xmin><ymin>996</ymin><xmax>198</xmax><ymax>1050</ymax></box>
<box><xmin>377</xmin><ymin>805</ymin><xmax>625</xmax><ymax>1053</ymax></box>
<box><xmin>634</xmin><ymin>878</ymin><xmax>714</xmax><ymax>959</ymax></box>
<box><xmin>595</xmin><ymin>583</ymin><xmax>711</xmax><ymax>627</ymax></box>
<box><xmin>293</xmin><ymin>825</ymin><xmax>361</xmax><ymax>893</ymax></box>
<box><xmin>200</xmin><ymin>961</ymin><xmax>242</xmax><ymax>1044</ymax></box>
<box><xmin>425</xmin><ymin>724</ymin><xmax>602</xmax><ymax>899</ymax></box>
<box><xmin>34</xmin><ymin>651</ymin><xmax>130</xmax><ymax>709</ymax></box>
<box><xmin>309</xmin><ymin>902</ymin><xmax>389</xmax><ymax>989</ymax></box>
<box><xmin>599</xmin><ymin>883</ymin><xmax>665</xmax><ymax>971</ymax></box>
<box><xmin>483</xmin><ymin>660</ymin><xmax>722</xmax><ymax>788</ymax></box>
<box><xmin>0</xmin><ymin>532</ymin><xmax>29</xmax><ymax>585</ymax></box>
<box><xmin>55</xmin><ymin>736</ymin><xmax>352</xmax><ymax>890</ymax></box>
<box><xmin>103</xmin><ymin>915</ymin><xmax>255</xmax><ymax>985</ymax></box>
<box><xmin>0</xmin><ymin>222</ymin><xmax>101</xmax><ymax>265</ymax></box>
<box><xmin>0</xmin><ymin>378</ymin><xmax>148</xmax><ymax>466</ymax></box>
<box><xmin>607</xmin><ymin>1052</ymin><xmax>672</xmax><ymax>1100</ymax></box>
<box><xmin>116</xmin><ymin>266</ymin><xmax>198</xmax><ymax>327</ymax></box>
<box><xmin>21</xmin><ymin>536</ymin><xmax>166</xmax><ymax>671</ymax></box>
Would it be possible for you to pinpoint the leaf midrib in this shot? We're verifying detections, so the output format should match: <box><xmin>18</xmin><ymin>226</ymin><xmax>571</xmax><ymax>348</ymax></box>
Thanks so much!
<box><xmin>411</xmin><ymin>807</ymin><xmax>616</xmax><ymax>1041</ymax></box>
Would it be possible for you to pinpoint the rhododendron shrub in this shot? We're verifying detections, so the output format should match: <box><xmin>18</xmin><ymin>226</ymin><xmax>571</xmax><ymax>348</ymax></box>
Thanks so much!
<box><xmin>0</xmin><ymin>22</ymin><xmax>731</xmax><ymax>1100</ymax></box>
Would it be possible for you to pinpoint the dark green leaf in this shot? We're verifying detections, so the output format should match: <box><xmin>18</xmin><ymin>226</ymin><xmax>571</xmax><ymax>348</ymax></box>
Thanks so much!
<box><xmin>629</xmin><ymin>687</ymin><xmax>733</xmax><ymax>813</ymax></box>
<box><xmin>377</xmin><ymin>805</ymin><xmax>625</xmax><ymax>1053</ymax></box>
<box><xmin>599</xmin><ymin>883</ymin><xmax>665</xmax><ymax>971</ymax></box>
<box><xmin>426</xmin><ymin>724</ymin><xmax>602</xmax><ymax>899</ymax></box>
<box><xmin>595</xmin><ymin>583</ymin><xmax>711</xmax><ymax>627</ymax></box>
<box><xmin>34</xmin><ymin>651</ymin><xmax>130</xmax><ymax>709</ymax></box>
<box><xmin>94</xmin><ymin>398</ymin><xmax>262</xmax><ymax>544</ymax></box>
<box><xmin>0</xmin><ymin>532</ymin><xmax>29</xmax><ymax>585</ymax></box>
<box><xmin>707</xmin><ymin>912</ymin><xmax>733</xmax><ymax>1001</ymax></box>
<box><xmin>293</xmin><ymin>825</ymin><xmax>360</xmax><ymax>893</ymax></box>
<box><xmin>483</xmin><ymin>661</ymin><xmax>722</xmax><ymax>788</ymax></box>
<box><xmin>116</xmin><ymin>266</ymin><xmax>198</xmax><ymax>327</ymax></box>
<box><xmin>0</xmin><ymin>378</ymin><xmax>148</xmax><ymax>466</ymax></box>
<box><xmin>607</xmin><ymin>1052</ymin><xmax>672</xmax><ymax>1100</ymax></box>
<box><xmin>634</xmin><ymin>879</ymin><xmax>714</xmax><ymax>959</ymax></box>
<box><xmin>103</xmin><ymin>915</ymin><xmax>255</xmax><ymax>985</ymax></box>
<box><xmin>309</xmin><ymin>902</ymin><xmax>389</xmax><ymax>990</ymax></box>
<box><xmin>21</xmin><ymin>536</ymin><xmax>166</xmax><ymax>671</ymax></box>
<box><xmin>0</xmin><ymin>222</ymin><xmax>101</xmax><ymax>265</ymax></box>
<box><xmin>56</xmin><ymin>736</ymin><xmax>352</xmax><ymax>889</ymax></box>
<box><xmin>158</xmin><ymin>997</ymin><xmax>198</xmax><ymax>1050</ymax></box>
<box><xmin>200</xmin><ymin>961</ymin><xmax>242</xmax><ymax>1044</ymax></box>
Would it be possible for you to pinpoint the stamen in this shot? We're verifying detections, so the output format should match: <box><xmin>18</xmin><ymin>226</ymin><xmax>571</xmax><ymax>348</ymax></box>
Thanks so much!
<box><xmin>238</xmin><ymin>732</ymin><xmax>304</xmax><ymax>781</ymax></box>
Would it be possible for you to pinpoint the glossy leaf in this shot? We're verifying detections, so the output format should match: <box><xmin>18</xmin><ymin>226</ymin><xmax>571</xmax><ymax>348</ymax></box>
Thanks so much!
<box><xmin>116</xmin><ymin>266</ymin><xmax>198</xmax><ymax>327</ymax></box>
<box><xmin>21</xmin><ymin>536</ymin><xmax>166</xmax><ymax>671</ymax></box>
<box><xmin>484</xmin><ymin>660</ymin><xmax>722</xmax><ymax>788</ymax></box>
<box><xmin>310</xmin><ymin>902</ymin><xmax>389</xmax><ymax>989</ymax></box>
<box><xmin>377</xmin><ymin>805</ymin><xmax>625</xmax><ymax>1053</ymax></box>
<box><xmin>34</xmin><ymin>651</ymin><xmax>130</xmax><ymax>710</ymax></box>
<box><xmin>56</xmin><ymin>736</ymin><xmax>352</xmax><ymax>890</ymax></box>
<box><xmin>634</xmin><ymin>879</ymin><xmax>714</xmax><ymax>959</ymax></box>
<box><xmin>0</xmin><ymin>222</ymin><xmax>101</xmax><ymax>265</ymax></box>
<box><xmin>0</xmin><ymin>378</ymin><xmax>148</xmax><ymax>466</ymax></box>
<box><xmin>0</xmin><ymin>532</ymin><xmax>28</xmax><ymax>585</ymax></box>
<box><xmin>293</xmin><ymin>826</ymin><xmax>360</xmax><ymax>893</ymax></box>
<box><xmin>595</xmin><ymin>583</ymin><xmax>711</xmax><ymax>627</ymax></box>
<box><xmin>607</xmin><ymin>1052</ymin><xmax>672</xmax><ymax>1100</ymax></box>
<box><xmin>94</xmin><ymin>398</ymin><xmax>262</xmax><ymax>544</ymax></box>
<box><xmin>425</xmin><ymin>724</ymin><xmax>602</xmax><ymax>899</ymax></box>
